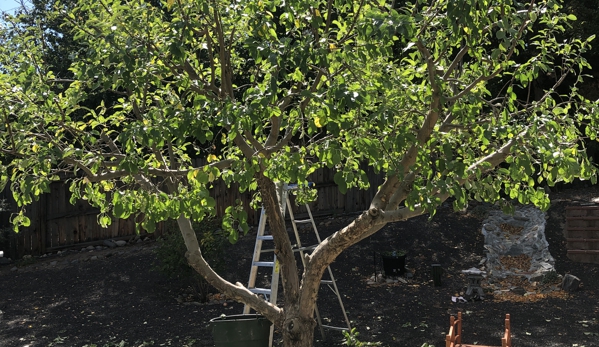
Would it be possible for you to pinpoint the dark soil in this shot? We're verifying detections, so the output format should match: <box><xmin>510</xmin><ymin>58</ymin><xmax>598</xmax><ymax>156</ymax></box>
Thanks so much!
<box><xmin>1</xmin><ymin>187</ymin><xmax>599</xmax><ymax>347</ymax></box>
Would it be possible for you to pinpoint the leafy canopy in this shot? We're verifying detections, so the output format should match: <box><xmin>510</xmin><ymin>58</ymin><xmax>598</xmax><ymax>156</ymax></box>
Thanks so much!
<box><xmin>1</xmin><ymin>0</ymin><xmax>598</xmax><ymax>236</ymax></box>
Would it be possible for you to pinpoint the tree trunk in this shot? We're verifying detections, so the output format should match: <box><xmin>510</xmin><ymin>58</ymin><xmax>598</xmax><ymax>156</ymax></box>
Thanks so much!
<box><xmin>281</xmin><ymin>308</ymin><xmax>317</xmax><ymax>347</ymax></box>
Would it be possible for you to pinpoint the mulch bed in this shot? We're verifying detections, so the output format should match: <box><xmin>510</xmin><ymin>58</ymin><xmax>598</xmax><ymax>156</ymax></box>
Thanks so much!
<box><xmin>1</xmin><ymin>187</ymin><xmax>599</xmax><ymax>347</ymax></box>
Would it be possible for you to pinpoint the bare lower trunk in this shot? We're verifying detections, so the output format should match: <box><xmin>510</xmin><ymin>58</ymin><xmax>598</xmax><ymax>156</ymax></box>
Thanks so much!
<box><xmin>282</xmin><ymin>307</ymin><xmax>317</xmax><ymax>347</ymax></box>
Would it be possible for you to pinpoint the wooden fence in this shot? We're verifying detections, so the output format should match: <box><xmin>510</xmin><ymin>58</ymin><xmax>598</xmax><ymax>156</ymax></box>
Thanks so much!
<box><xmin>0</xmin><ymin>184</ymin><xmax>168</xmax><ymax>259</ymax></box>
<box><xmin>0</xmin><ymin>165</ymin><xmax>384</xmax><ymax>259</ymax></box>
<box><xmin>565</xmin><ymin>204</ymin><xmax>599</xmax><ymax>264</ymax></box>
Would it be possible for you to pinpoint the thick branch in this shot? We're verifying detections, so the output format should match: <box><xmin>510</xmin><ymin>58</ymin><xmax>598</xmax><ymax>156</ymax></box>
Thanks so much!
<box><xmin>443</xmin><ymin>44</ymin><xmax>469</xmax><ymax>81</ymax></box>
<box><xmin>244</xmin><ymin>130</ymin><xmax>265</xmax><ymax>152</ymax></box>
<box><xmin>178</xmin><ymin>215</ymin><xmax>283</xmax><ymax>323</ymax></box>
<box><xmin>386</xmin><ymin>171</ymin><xmax>417</xmax><ymax>210</ymax></box>
<box><xmin>264</xmin><ymin>114</ymin><xmax>281</xmax><ymax>148</ymax></box>
<box><xmin>383</xmin><ymin>133</ymin><xmax>521</xmax><ymax>223</ymax></box>
<box><xmin>447</xmin><ymin>14</ymin><xmax>532</xmax><ymax>104</ymax></box>
<box><xmin>371</xmin><ymin>40</ymin><xmax>442</xmax><ymax>210</ymax></box>
<box><xmin>256</xmin><ymin>175</ymin><xmax>301</xmax><ymax>308</ymax></box>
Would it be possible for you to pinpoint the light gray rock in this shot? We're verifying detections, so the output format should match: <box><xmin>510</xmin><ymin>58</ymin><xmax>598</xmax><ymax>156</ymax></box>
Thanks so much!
<box><xmin>90</xmin><ymin>256</ymin><xmax>98</xmax><ymax>261</ymax></box>
<box><xmin>50</xmin><ymin>261</ymin><xmax>57</xmax><ymax>266</ymax></box>
<box><xmin>561</xmin><ymin>274</ymin><xmax>581</xmax><ymax>292</ymax></box>
<box><xmin>510</xmin><ymin>287</ymin><xmax>526</xmax><ymax>296</ymax></box>
<box><xmin>513</xmin><ymin>212</ymin><xmax>529</xmax><ymax>221</ymax></box>
<box><xmin>86</xmin><ymin>245</ymin><xmax>95</xmax><ymax>250</ymax></box>
<box><xmin>95</xmin><ymin>246</ymin><xmax>103</xmax><ymax>250</ymax></box>
<box><xmin>483</xmin><ymin>223</ymin><xmax>497</xmax><ymax>231</ymax></box>
<box><xmin>115</xmin><ymin>240</ymin><xmax>127</xmax><ymax>247</ymax></box>
<box><xmin>103</xmin><ymin>240</ymin><xmax>117</xmax><ymax>248</ymax></box>
<box><xmin>10</xmin><ymin>266</ymin><xmax>17</xmax><ymax>271</ymax></box>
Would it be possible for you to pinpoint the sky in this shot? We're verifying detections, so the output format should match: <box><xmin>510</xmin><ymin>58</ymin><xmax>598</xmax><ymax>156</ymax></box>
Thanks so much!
<box><xmin>0</xmin><ymin>0</ymin><xmax>26</xmax><ymax>14</ymax></box>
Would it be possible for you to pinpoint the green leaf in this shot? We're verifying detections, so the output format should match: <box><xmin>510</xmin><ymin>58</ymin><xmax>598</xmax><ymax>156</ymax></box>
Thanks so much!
<box><xmin>142</xmin><ymin>218</ymin><xmax>156</xmax><ymax>233</ymax></box>
<box><xmin>334</xmin><ymin>172</ymin><xmax>348</xmax><ymax>194</ymax></box>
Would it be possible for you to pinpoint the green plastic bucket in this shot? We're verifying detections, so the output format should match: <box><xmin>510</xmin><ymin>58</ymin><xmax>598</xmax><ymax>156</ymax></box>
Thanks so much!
<box><xmin>210</xmin><ymin>314</ymin><xmax>271</xmax><ymax>347</ymax></box>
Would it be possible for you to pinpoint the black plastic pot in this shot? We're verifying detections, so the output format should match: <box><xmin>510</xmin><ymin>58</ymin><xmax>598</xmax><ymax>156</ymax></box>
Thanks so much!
<box><xmin>210</xmin><ymin>314</ymin><xmax>271</xmax><ymax>347</ymax></box>
<box><xmin>431</xmin><ymin>264</ymin><xmax>443</xmax><ymax>286</ymax></box>
<box><xmin>381</xmin><ymin>253</ymin><xmax>406</xmax><ymax>276</ymax></box>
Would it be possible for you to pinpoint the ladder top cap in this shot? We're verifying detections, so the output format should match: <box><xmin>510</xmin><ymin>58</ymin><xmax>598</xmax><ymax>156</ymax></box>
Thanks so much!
<box><xmin>285</xmin><ymin>182</ymin><xmax>314</xmax><ymax>190</ymax></box>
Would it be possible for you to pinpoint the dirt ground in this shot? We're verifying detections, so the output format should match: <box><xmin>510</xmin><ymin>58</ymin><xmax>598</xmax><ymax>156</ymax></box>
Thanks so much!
<box><xmin>1</xmin><ymin>187</ymin><xmax>599</xmax><ymax>347</ymax></box>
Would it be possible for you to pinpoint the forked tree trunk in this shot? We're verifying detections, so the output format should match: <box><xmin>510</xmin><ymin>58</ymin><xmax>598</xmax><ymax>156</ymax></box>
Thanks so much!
<box><xmin>256</xmin><ymin>174</ymin><xmax>318</xmax><ymax>347</ymax></box>
<box><xmin>281</xmin><ymin>311</ymin><xmax>317</xmax><ymax>347</ymax></box>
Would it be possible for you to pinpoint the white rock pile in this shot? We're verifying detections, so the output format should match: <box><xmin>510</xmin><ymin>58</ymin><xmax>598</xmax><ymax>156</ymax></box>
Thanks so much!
<box><xmin>482</xmin><ymin>206</ymin><xmax>555</xmax><ymax>281</ymax></box>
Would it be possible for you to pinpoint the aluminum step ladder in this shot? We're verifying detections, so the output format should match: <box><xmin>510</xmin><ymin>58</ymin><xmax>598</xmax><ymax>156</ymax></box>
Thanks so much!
<box><xmin>243</xmin><ymin>206</ymin><xmax>279</xmax><ymax>347</ymax></box>
<box><xmin>244</xmin><ymin>183</ymin><xmax>351</xmax><ymax>346</ymax></box>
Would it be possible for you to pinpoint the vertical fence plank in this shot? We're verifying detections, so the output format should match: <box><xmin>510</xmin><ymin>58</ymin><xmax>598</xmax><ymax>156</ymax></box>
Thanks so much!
<box><xmin>40</xmin><ymin>194</ymin><xmax>47</xmax><ymax>254</ymax></box>
<box><xmin>30</xmin><ymin>198</ymin><xmax>41</xmax><ymax>256</ymax></box>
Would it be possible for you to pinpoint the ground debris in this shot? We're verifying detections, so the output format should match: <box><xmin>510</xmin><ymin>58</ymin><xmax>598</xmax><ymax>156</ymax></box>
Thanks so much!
<box><xmin>499</xmin><ymin>254</ymin><xmax>532</xmax><ymax>272</ymax></box>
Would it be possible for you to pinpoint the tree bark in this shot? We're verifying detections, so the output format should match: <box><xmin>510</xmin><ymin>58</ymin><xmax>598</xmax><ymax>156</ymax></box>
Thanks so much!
<box><xmin>282</xmin><ymin>313</ymin><xmax>316</xmax><ymax>347</ymax></box>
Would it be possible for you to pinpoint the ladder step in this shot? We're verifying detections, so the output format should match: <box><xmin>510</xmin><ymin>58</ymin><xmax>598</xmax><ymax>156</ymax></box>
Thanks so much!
<box><xmin>253</xmin><ymin>261</ymin><xmax>275</xmax><ymax>267</ymax></box>
<box><xmin>249</xmin><ymin>288</ymin><xmax>272</xmax><ymax>296</ymax></box>
<box><xmin>321</xmin><ymin>280</ymin><xmax>334</xmax><ymax>285</ymax></box>
<box><xmin>293</xmin><ymin>219</ymin><xmax>313</xmax><ymax>224</ymax></box>
<box><xmin>321</xmin><ymin>325</ymin><xmax>349</xmax><ymax>332</ymax></box>
<box><xmin>260</xmin><ymin>248</ymin><xmax>275</xmax><ymax>253</ymax></box>
<box><xmin>257</xmin><ymin>235</ymin><xmax>274</xmax><ymax>241</ymax></box>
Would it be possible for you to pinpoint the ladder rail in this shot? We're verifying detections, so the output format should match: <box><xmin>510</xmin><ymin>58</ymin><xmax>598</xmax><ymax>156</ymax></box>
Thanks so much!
<box><xmin>285</xmin><ymin>191</ymin><xmax>326</xmax><ymax>339</ymax></box>
<box><xmin>244</xmin><ymin>207</ymin><xmax>278</xmax><ymax>347</ymax></box>
<box><xmin>324</xmin><ymin>263</ymin><xmax>351</xmax><ymax>331</ymax></box>
<box><xmin>302</xmin><ymin>197</ymin><xmax>352</xmax><ymax>332</ymax></box>
<box><xmin>284</xmin><ymin>183</ymin><xmax>351</xmax><ymax>336</ymax></box>
<box><xmin>246</xmin><ymin>208</ymin><xmax>269</xmax><ymax>295</ymax></box>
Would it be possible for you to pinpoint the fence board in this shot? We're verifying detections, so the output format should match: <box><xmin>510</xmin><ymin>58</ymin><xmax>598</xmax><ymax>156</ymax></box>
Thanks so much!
<box><xmin>1</xmin><ymin>165</ymin><xmax>385</xmax><ymax>258</ymax></box>
<box><xmin>565</xmin><ymin>205</ymin><xmax>599</xmax><ymax>264</ymax></box>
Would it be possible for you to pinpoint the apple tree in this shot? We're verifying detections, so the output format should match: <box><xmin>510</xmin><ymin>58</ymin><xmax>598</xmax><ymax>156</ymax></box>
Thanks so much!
<box><xmin>1</xmin><ymin>0</ymin><xmax>598</xmax><ymax>346</ymax></box>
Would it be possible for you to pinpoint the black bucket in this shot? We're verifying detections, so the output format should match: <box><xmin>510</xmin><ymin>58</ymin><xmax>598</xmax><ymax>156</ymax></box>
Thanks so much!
<box><xmin>381</xmin><ymin>254</ymin><xmax>406</xmax><ymax>276</ymax></box>
<box><xmin>210</xmin><ymin>314</ymin><xmax>271</xmax><ymax>347</ymax></box>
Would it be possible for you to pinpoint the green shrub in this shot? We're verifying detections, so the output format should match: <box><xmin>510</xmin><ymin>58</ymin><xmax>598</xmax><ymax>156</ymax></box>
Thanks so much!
<box><xmin>541</xmin><ymin>270</ymin><xmax>559</xmax><ymax>285</ymax></box>
<box><xmin>153</xmin><ymin>217</ymin><xmax>228</xmax><ymax>302</ymax></box>
<box><xmin>341</xmin><ymin>328</ymin><xmax>381</xmax><ymax>347</ymax></box>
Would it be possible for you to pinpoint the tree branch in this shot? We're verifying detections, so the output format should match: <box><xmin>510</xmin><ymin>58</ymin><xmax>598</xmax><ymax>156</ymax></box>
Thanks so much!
<box><xmin>256</xmin><ymin>174</ymin><xmax>301</xmax><ymax>313</ymax></box>
<box><xmin>179</xmin><ymin>215</ymin><xmax>283</xmax><ymax>323</ymax></box>
<box><xmin>443</xmin><ymin>44</ymin><xmax>469</xmax><ymax>81</ymax></box>
<box><xmin>371</xmin><ymin>40</ymin><xmax>442</xmax><ymax>210</ymax></box>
